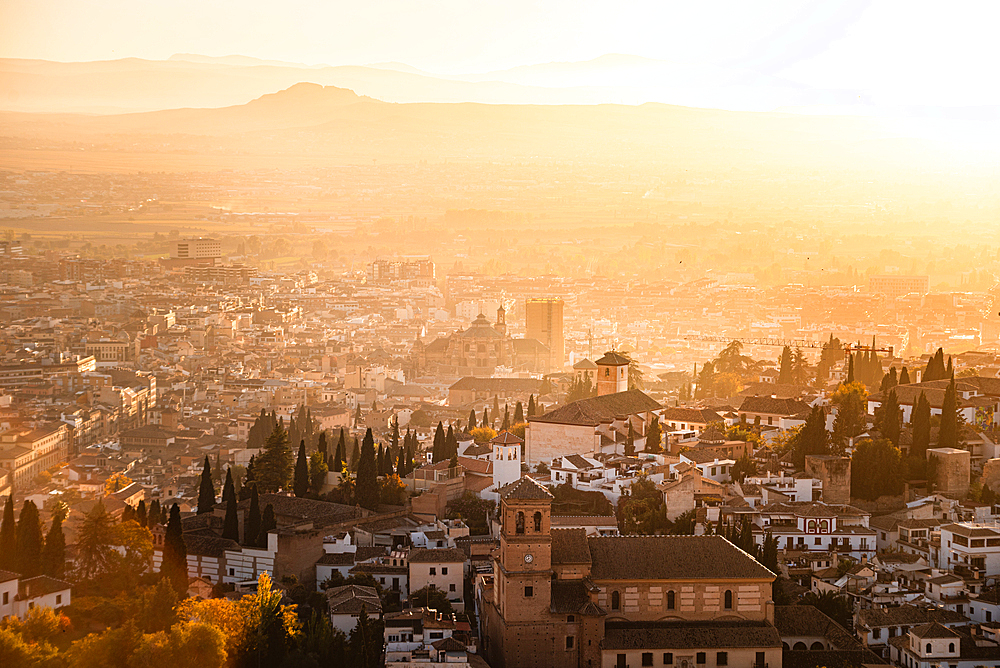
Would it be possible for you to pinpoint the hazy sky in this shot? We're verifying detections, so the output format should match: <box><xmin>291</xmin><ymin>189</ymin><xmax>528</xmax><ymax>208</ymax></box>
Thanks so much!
<box><xmin>3</xmin><ymin>0</ymin><xmax>1000</xmax><ymax>109</ymax></box>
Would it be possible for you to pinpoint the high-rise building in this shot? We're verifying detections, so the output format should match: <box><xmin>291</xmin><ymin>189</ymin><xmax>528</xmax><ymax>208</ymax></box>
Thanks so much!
<box><xmin>525</xmin><ymin>298</ymin><xmax>564</xmax><ymax>370</ymax></box>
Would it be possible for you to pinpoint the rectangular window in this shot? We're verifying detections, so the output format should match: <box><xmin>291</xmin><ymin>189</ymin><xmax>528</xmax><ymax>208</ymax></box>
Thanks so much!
<box><xmin>664</xmin><ymin>653</ymin><xmax>674</xmax><ymax>665</ymax></box>
<box><xmin>56</xmin><ymin>594</ymin><xmax>62</xmax><ymax>605</ymax></box>
<box><xmin>566</xmin><ymin>636</ymin><xmax>575</xmax><ymax>649</ymax></box>
<box><xmin>643</xmin><ymin>653</ymin><xmax>654</xmax><ymax>666</ymax></box>
<box><xmin>450</xmin><ymin>584</ymin><xmax>456</xmax><ymax>592</ymax></box>
<box><xmin>2</xmin><ymin>592</ymin><xmax>7</xmax><ymax>605</ymax></box>
<box><xmin>525</xmin><ymin>586</ymin><xmax>533</xmax><ymax>597</ymax></box>
<box><xmin>617</xmin><ymin>654</ymin><xmax>627</xmax><ymax>668</ymax></box>
<box><xmin>429</xmin><ymin>568</ymin><xmax>436</xmax><ymax>575</ymax></box>
<box><xmin>430</xmin><ymin>632</ymin><xmax>443</xmax><ymax>639</ymax></box>
<box><xmin>815</xmin><ymin>537</ymin><xmax>822</xmax><ymax>546</ymax></box>
<box><xmin>697</xmin><ymin>652</ymin><xmax>706</xmax><ymax>665</ymax></box>
<box><xmin>756</xmin><ymin>652</ymin><xmax>765</xmax><ymax>668</ymax></box>
<box><xmin>873</xmin><ymin>628</ymin><xmax>881</xmax><ymax>639</ymax></box>
<box><xmin>717</xmin><ymin>652</ymin><xmax>728</xmax><ymax>666</ymax></box>
<box><xmin>442</xmin><ymin>567</ymin><xmax>448</xmax><ymax>575</ymax></box>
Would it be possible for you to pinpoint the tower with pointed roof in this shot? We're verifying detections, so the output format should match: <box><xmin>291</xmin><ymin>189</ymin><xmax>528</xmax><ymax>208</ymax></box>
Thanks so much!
<box><xmin>491</xmin><ymin>431</ymin><xmax>522</xmax><ymax>491</ymax></box>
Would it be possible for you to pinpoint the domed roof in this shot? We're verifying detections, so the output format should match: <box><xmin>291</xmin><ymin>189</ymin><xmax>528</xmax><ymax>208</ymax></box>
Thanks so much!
<box><xmin>460</xmin><ymin>313</ymin><xmax>502</xmax><ymax>338</ymax></box>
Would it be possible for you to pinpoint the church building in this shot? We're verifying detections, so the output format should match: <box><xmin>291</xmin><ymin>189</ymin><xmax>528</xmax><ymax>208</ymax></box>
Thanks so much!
<box><xmin>480</xmin><ymin>476</ymin><xmax>782</xmax><ymax>668</ymax></box>
<box><xmin>411</xmin><ymin>306</ymin><xmax>551</xmax><ymax>378</ymax></box>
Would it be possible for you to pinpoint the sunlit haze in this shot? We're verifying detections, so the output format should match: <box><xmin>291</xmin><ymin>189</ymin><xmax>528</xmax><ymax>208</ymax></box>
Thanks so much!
<box><xmin>4</xmin><ymin>4</ymin><xmax>1000</xmax><ymax>667</ymax></box>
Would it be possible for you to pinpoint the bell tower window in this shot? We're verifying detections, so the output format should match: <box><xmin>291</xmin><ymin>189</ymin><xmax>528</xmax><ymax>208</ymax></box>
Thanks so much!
<box><xmin>516</xmin><ymin>512</ymin><xmax>525</xmax><ymax>535</ymax></box>
<box><xmin>534</xmin><ymin>512</ymin><xmax>542</xmax><ymax>532</ymax></box>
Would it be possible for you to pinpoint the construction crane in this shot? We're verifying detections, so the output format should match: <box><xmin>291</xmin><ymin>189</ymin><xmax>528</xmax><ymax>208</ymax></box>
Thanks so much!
<box><xmin>684</xmin><ymin>335</ymin><xmax>893</xmax><ymax>357</ymax></box>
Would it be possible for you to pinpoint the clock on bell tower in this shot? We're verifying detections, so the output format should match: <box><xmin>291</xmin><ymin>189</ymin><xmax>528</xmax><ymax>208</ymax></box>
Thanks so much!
<box><xmin>493</xmin><ymin>476</ymin><xmax>554</xmax><ymax>623</ymax></box>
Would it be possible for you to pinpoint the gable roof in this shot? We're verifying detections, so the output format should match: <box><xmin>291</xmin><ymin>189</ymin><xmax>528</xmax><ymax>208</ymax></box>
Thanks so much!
<box><xmin>596</xmin><ymin>351</ymin><xmax>631</xmax><ymax>366</ymax></box>
<box><xmin>551</xmin><ymin>528</ymin><xmax>592</xmax><ymax>565</ymax></box>
<box><xmin>407</xmin><ymin>548</ymin><xmax>467</xmax><ymax>564</ymax></box>
<box><xmin>530</xmin><ymin>389</ymin><xmax>662</xmax><ymax>427</ymax></box>
<box><xmin>587</xmin><ymin>535</ymin><xmax>774</xmax><ymax>581</ymax></box>
<box><xmin>738</xmin><ymin>396</ymin><xmax>811</xmax><ymax>416</ymax></box>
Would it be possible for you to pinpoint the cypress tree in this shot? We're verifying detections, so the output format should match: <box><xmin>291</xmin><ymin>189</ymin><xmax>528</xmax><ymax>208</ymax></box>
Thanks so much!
<box><xmin>244</xmin><ymin>484</ymin><xmax>261</xmax><ymax>547</ymax></box>
<box><xmin>257</xmin><ymin>503</ymin><xmax>276</xmax><ymax>548</ymax></box>
<box><xmin>334</xmin><ymin>430</ymin><xmax>346</xmax><ymax>472</ymax></box>
<box><xmin>794</xmin><ymin>405</ymin><xmax>829</xmax><ymax>468</ymax></box>
<box><xmin>527</xmin><ymin>394</ymin><xmax>536</xmax><ymax>418</ymax></box>
<box><xmin>149</xmin><ymin>499</ymin><xmax>161</xmax><ymax>526</ymax></box>
<box><xmin>396</xmin><ymin>446</ymin><xmax>406</xmax><ymax>477</ymax></box>
<box><xmin>293</xmin><ymin>439</ymin><xmax>309</xmax><ymax>497</ymax></box>
<box><xmin>0</xmin><ymin>495</ymin><xmax>16</xmax><ymax>571</ymax></box>
<box><xmin>445</xmin><ymin>424</ymin><xmax>457</xmax><ymax>459</ymax></box>
<box><xmin>222</xmin><ymin>494</ymin><xmax>240</xmax><ymax>542</ymax></box>
<box><xmin>468</xmin><ymin>409</ymin><xmax>477</xmax><ymax>430</ymax></box>
<box><xmin>15</xmin><ymin>500</ymin><xmax>43</xmax><ymax>578</ymax></box>
<box><xmin>449</xmin><ymin>451</ymin><xmax>459</xmax><ymax>469</ymax></box>
<box><xmin>122</xmin><ymin>505</ymin><xmax>135</xmax><ymax>523</ymax></box>
<box><xmin>778</xmin><ymin>346</ymin><xmax>793</xmax><ymax>384</ymax></box>
<box><xmin>912</xmin><ymin>391</ymin><xmax>931</xmax><ymax>460</ymax></box>
<box><xmin>356</xmin><ymin>428</ymin><xmax>379</xmax><ymax>510</ymax></box>
<box><xmin>432</xmin><ymin>422</ymin><xmax>446</xmax><ymax>463</ymax></box>
<box><xmin>222</xmin><ymin>467</ymin><xmax>235</xmax><ymax>506</ymax></box>
<box><xmin>391</xmin><ymin>420</ymin><xmax>400</xmax><ymax>452</ymax></box>
<box><xmin>493</xmin><ymin>395</ymin><xmax>500</xmax><ymax>421</ymax></box>
<box><xmin>514</xmin><ymin>401</ymin><xmax>524</xmax><ymax>424</ymax></box>
<box><xmin>645</xmin><ymin>415</ymin><xmax>662</xmax><ymax>453</ymax></box>
<box><xmin>41</xmin><ymin>510</ymin><xmax>66</xmax><ymax>578</ymax></box>
<box><xmin>481</xmin><ymin>406</ymin><xmax>489</xmax><ymax>428</ymax></box>
<box><xmin>162</xmin><ymin>503</ymin><xmax>187</xmax><ymax>595</ymax></box>
<box><xmin>501</xmin><ymin>406</ymin><xmax>510</xmax><ymax>432</ymax></box>
<box><xmin>846</xmin><ymin>355</ymin><xmax>855</xmax><ymax>385</ymax></box>
<box><xmin>136</xmin><ymin>499</ymin><xmax>148</xmax><ymax>528</ymax></box>
<box><xmin>377</xmin><ymin>445</ymin><xmax>386</xmax><ymax>478</ymax></box>
<box><xmin>240</xmin><ymin>455</ymin><xmax>256</xmax><ymax>501</ymax></box>
<box><xmin>384</xmin><ymin>445</ymin><xmax>395</xmax><ymax>476</ymax></box>
<box><xmin>946</xmin><ymin>356</ymin><xmax>954</xmax><ymax>378</ymax></box>
<box><xmin>317</xmin><ymin>431</ymin><xmax>328</xmax><ymax>465</ymax></box>
<box><xmin>939</xmin><ymin>375</ymin><xmax>959</xmax><ymax>449</ymax></box>
<box><xmin>899</xmin><ymin>366</ymin><xmax>911</xmax><ymax>385</ymax></box>
<box><xmin>197</xmin><ymin>455</ymin><xmax>215</xmax><ymax>514</ymax></box>
<box><xmin>624</xmin><ymin>423</ymin><xmax>635</xmax><ymax>457</ymax></box>
<box><xmin>350</xmin><ymin>437</ymin><xmax>361</xmax><ymax>472</ymax></box>
<box><xmin>879</xmin><ymin>388</ymin><xmax>901</xmax><ymax>446</ymax></box>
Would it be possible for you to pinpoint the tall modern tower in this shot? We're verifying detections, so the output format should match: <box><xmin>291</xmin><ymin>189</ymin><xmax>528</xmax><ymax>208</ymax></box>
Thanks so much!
<box><xmin>525</xmin><ymin>298</ymin><xmax>564</xmax><ymax>370</ymax></box>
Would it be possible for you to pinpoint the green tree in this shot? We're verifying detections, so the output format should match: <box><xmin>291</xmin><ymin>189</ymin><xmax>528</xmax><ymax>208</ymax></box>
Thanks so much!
<box><xmin>197</xmin><ymin>456</ymin><xmax>216</xmax><ymax>515</ymax></box>
<box><xmin>432</xmin><ymin>422</ymin><xmax>446</xmax><ymax>463</ymax></box>
<box><xmin>760</xmin><ymin>532</ymin><xmax>779</xmax><ymax>573</ymax></box>
<box><xmin>41</xmin><ymin>505</ymin><xmax>66</xmax><ymax>578</ymax></box>
<box><xmin>939</xmin><ymin>375</ymin><xmax>959</xmax><ymax>449</ymax></box>
<box><xmin>222</xmin><ymin>493</ymin><xmax>240</xmax><ymax>542</ymax></box>
<box><xmin>514</xmin><ymin>401</ymin><xmax>524</xmax><ymax>424</ymax></box>
<box><xmin>355</xmin><ymin>428</ymin><xmax>380</xmax><ymax>510</ymax></box>
<box><xmin>244</xmin><ymin>484</ymin><xmax>261</xmax><ymax>547</ymax></box>
<box><xmin>0</xmin><ymin>495</ymin><xmax>15</xmax><ymax>571</ymax></box>
<box><xmin>15</xmin><ymin>500</ymin><xmax>43</xmax><ymax>578</ymax></box>
<box><xmin>899</xmin><ymin>366</ymin><xmax>911</xmax><ymax>384</ymax></box>
<box><xmin>644</xmin><ymin>415</ymin><xmax>662</xmax><ymax>453</ymax></box>
<box><xmin>221</xmin><ymin>468</ymin><xmax>235</xmax><ymax>507</ymax></box>
<box><xmin>348</xmin><ymin>604</ymin><xmax>384</xmax><ymax>668</ymax></box>
<box><xmin>333</xmin><ymin>430</ymin><xmax>346</xmax><ymax>473</ymax></box>
<box><xmin>293</xmin><ymin>439</ymin><xmax>309</xmax><ymax>498</ymax></box>
<box><xmin>911</xmin><ymin>391</ymin><xmax>931</xmax><ymax>459</ymax></box>
<box><xmin>832</xmin><ymin>381</ymin><xmax>868</xmax><ymax>448</ymax></box>
<box><xmin>800</xmin><ymin>591</ymin><xmax>854</xmax><ymax>630</ymax></box>
<box><xmin>696</xmin><ymin>361</ymin><xmax>716</xmax><ymax>398</ymax></box>
<box><xmin>924</xmin><ymin>348</ymin><xmax>946</xmax><ymax>382</ymax></box>
<box><xmin>846</xmin><ymin>354</ymin><xmax>855</xmax><ymax>384</ymax></box>
<box><xmin>136</xmin><ymin>499</ymin><xmax>148</xmax><ymax>528</ymax></box>
<box><xmin>409</xmin><ymin>587</ymin><xmax>454</xmax><ymax>614</ymax></box>
<box><xmin>624</xmin><ymin>422</ymin><xmax>635</xmax><ymax>457</ymax></box>
<box><xmin>242</xmin><ymin>572</ymin><xmax>299</xmax><ymax>667</ymax></box>
<box><xmin>527</xmin><ymin>394</ymin><xmax>537</xmax><ymax>417</ymax></box>
<box><xmin>777</xmin><ymin>346</ymin><xmax>793</xmax><ymax>384</ymax></box>
<box><xmin>876</xmin><ymin>388</ymin><xmax>901</xmax><ymax>446</ymax></box>
<box><xmin>851</xmin><ymin>438</ymin><xmax>905</xmax><ymax>501</ymax></box>
<box><xmin>257</xmin><ymin>504</ymin><xmax>276</xmax><ymax>548</ymax></box>
<box><xmin>162</xmin><ymin>503</ymin><xmax>188</xmax><ymax>595</ymax></box>
<box><xmin>310</xmin><ymin>451</ymin><xmax>329</xmax><ymax>495</ymax></box>
<box><xmin>349</xmin><ymin>437</ymin><xmax>361</xmax><ymax>472</ymax></box>
<box><xmin>730</xmin><ymin>453</ymin><xmax>758</xmax><ymax>483</ymax></box>
<box><xmin>257</xmin><ymin>419</ymin><xmax>294</xmax><ymax>493</ymax></box>
<box><xmin>792</xmin><ymin>405</ymin><xmax>828</xmax><ymax>469</ymax></box>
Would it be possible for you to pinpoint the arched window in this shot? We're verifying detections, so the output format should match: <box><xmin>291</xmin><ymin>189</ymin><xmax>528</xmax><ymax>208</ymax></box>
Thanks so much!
<box><xmin>820</xmin><ymin>520</ymin><xmax>829</xmax><ymax>533</ymax></box>
<box><xmin>792</xmin><ymin>642</ymin><xmax>806</xmax><ymax>651</ymax></box>
<box><xmin>724</xmin><ymin>590</ymin><xmax>733</xmax><ymax>609</ymax></box>
<box><xmin>807</xmin><ymin>520</ymin><xmax>817</xmax><ymax>533</ymax></box>
<box><xmin>534</xmin><ymin>511</ymin><xmax>542</xmax><ymax>532</ymax></box>
<box><xmin>810</xmin><ymin>642</ymin><xmax>824</xmax><ymax>651</ymax></box>
<box><xmin>611</xmin><ymin>591</ymin><xmax>620</xmax><ymax>610</ymax></box>
<box><xmin>667</xmin><ymin>590</ymin><xmax>675</xmax><ymax>610</ymax></box>
<box><xmin>949</xmin><ymin>643</ymin><xmax>955</xmax><ymax>653</ymax></box>
<box><xmin>925</xmin><ymin>644</ymin><xmax>932</xmax><ymax>654</ymax></box>
<box><xmin>605</xmin><ymin>368</ymin><xmax>610</xmax><ymax>377</ymax></box>
<box><xmin>515</xmin><ymin>512</ymin><xmax>525</xmax><ymax>535</ymax></box>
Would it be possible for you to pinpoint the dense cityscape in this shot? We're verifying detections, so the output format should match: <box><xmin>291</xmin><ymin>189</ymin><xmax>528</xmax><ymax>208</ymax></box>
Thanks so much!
<box><xmin>6</xmin><ymin>3</ymin><xmax>1000</xmax><ymax>668</ymax></box>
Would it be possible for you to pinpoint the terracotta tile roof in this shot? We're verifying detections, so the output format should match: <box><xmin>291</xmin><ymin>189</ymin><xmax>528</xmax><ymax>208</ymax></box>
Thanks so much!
<box><xmin>407</xmin><ymin>548</ymin><xmax>466</xmax><ymax>563</ymax></box>
<box><xmin>530</xmin><ymin>389</ymin><xmax>662</xmax><ymax>426</ymax></box>
<box><xmin>857</xmin><ymin>605</ymin><xmax>966</xmax><ymax>628</ymax></box>
<box><xmin>602</xmin><ymin>620</ymin><xmax>781</xmax><ymax>650</ymax></box>
<box><xmin>551</xmin><ymin>528</ymin><xmax>592</xmax><ymax>565</ymax></box>
<box><xmin>596</xmin><ymin>351</ymin><xmax>631</xmax><ymax>366</ymax></box>
<box><xmin>738</xmin><ymin>396</ymin><xmax>811</xmax><ymax>416</ymax></box>
<box><xmin>588</xmin><ymin>535</ymin><xmax>774</xmax><ymax>580</ymax></box>
<box><xmin>326</xmin><ymin>584</ymin><xmax>381</xmax><ymax>615</ymax></box>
